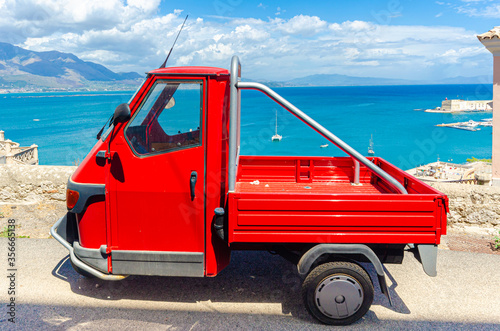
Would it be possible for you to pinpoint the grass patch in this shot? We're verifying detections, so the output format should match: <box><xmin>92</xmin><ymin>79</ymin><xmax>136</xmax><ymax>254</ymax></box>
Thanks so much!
<box><xmin>494</xmin><ymin>229</ymin><xmax>500</xmax><ymax>250</ymax></box>
<box><xmin>0</xmin><ymin>225</ymin><xmax>30</xmax><ymax>238</ymax></box>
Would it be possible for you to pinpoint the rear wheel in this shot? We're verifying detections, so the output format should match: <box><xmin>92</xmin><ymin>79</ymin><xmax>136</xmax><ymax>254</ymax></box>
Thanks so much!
<box><xmin>302</xmin><ymin>261</ymin><xmax>373</xmax><ymax>325</ymax></box>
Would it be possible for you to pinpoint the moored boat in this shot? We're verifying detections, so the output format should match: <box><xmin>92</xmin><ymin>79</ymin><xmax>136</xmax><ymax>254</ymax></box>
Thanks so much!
<box><xmin>271</xmin><ymin>110</ymin><xmax>282</xmax><ymax>141</ymax></box>
<box><xmin>368</xmin><ymin>134</ymin><xmax>375</xmax><ymax>156</ymax></box>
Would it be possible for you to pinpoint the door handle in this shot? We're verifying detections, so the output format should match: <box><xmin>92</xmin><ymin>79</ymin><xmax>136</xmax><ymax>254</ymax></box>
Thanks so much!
<box><xmin>190</xmin><ymin>171</ymin><xmax>197</xmax><ymax>201</ymax></box>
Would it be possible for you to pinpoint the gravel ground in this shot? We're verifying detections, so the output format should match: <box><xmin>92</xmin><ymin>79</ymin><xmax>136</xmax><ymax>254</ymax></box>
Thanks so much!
<box><xmin>1</xmin><ymin>238</ymin><xmax>499</xmax><ymax>330</ymax></box>
<box><xmin>440</xmin><ymin>227</ymin><xmax>500</xmax><ymax>255</ymax></box>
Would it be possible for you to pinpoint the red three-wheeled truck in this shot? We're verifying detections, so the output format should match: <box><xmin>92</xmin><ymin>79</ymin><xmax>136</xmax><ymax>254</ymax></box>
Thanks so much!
<box><xmin>52</xmin><ymin>56</ymin><xmax>448</xmax><ymax>325</ymax></box>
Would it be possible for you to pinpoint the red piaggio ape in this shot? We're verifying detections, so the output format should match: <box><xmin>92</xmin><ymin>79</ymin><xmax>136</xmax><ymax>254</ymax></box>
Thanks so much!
<box><xmin>52</xmin><ymin>56</ymin><xmax>448</xmax><ymax>325</ymax></box>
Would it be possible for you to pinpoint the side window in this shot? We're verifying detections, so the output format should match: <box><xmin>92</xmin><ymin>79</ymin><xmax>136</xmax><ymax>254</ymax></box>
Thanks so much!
<box><xmin>125</xmin><ymin>81</ymin><xmax>203</xmax><ymax>155</ymax></box>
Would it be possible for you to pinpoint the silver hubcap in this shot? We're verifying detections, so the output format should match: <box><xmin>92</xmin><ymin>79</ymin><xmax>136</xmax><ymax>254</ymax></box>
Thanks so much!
<box><xmin>314</xmin><ymin>274</ymin><xmax>364</xmax><ymax>319</ymax></box>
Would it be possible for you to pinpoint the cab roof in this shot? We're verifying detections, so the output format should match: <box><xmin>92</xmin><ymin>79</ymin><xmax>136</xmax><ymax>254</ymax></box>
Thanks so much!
<box><xmin>148</xmin><ymin>66</ymin><xmax>229</xmax><ymax>76</ymax></box>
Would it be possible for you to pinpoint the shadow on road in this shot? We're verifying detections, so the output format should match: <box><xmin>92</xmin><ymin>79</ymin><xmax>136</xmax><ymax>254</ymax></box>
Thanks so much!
<box><xmin>14</xmin><ymin>302</ymin><xmax>500</xmax><ymax>330</ymax></box>
<box><xmin>51</xmin><ymin>250</ymin><xmax>415</xmax><ymax>325</ymax></box>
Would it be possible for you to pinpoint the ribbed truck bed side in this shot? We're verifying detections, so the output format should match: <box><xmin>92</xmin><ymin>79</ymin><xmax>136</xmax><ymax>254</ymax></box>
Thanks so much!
<box><xmin>227</xmin><ymin>156</ymin><xmax>448</xmax><ymax>245</ymax></box>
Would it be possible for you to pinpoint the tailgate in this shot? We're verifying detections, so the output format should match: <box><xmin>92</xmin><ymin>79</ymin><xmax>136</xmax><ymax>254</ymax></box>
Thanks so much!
<box><xmin>227</xmin><ymin>191</ymin><xmax>447</xmax><ymax>245</ymax></box>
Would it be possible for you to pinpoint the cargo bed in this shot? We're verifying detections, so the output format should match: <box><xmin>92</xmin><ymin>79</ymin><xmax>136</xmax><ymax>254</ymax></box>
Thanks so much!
<box><xmin>227</xmin><ymin>156</ymin><xmax>448</xmax><ymax>245</ymax></box>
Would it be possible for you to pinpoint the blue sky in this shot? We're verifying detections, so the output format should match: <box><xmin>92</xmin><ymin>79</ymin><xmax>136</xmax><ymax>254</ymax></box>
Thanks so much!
<box><xmin>0</xmin><ymin>0</ymin><xmax>498</xmax><ymax>81</ymax></box>
<box><xmin>159</xmin><ymin>0</ymin><xmax>499</xmax><ymax>31</ymax></box>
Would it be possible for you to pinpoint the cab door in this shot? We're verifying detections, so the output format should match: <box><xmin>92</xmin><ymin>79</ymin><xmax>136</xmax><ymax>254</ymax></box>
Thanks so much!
<box><xmin>108</xmin><ymin>78</ymin><xmax>206</xmax><ymax>276</ymax></box>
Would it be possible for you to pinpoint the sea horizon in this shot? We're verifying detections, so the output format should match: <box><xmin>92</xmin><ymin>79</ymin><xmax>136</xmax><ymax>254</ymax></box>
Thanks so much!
<box><xmin>0</xmin><ymin>82</ymin><xmax>494</xmax><ymax>94</ymax></box>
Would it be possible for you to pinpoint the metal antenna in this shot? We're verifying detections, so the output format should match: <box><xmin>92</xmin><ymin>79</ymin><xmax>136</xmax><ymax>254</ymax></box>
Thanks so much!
<box><xmin>159</xmin><ymin>15</ymin><xmax>188</xmax><ymax>69</ymax></box>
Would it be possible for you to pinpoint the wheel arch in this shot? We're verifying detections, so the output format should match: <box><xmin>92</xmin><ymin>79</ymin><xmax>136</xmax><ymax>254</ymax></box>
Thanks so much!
<box><xmin>297</xmin><ymin>244</ymin><xmax>392</xmax><ymax>305</ymax></box>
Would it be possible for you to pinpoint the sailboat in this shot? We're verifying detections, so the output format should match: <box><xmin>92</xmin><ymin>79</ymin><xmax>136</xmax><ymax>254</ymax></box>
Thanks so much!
<box><xmin>368</xmin><ymin>134</ymin><xmax>375</xmax><ymax>156</ymax></box>
<box><xmin>271</xmin><ymin>110</ymin><xmax>282</xmax><ymax>141</ymax></box>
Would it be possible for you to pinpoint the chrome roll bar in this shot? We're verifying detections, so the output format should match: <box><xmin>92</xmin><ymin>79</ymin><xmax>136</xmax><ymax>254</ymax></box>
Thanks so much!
<box><xmin>228</xmin><ymin>56</ymin><xmax>407</xmax><ymax>194</ymax></box>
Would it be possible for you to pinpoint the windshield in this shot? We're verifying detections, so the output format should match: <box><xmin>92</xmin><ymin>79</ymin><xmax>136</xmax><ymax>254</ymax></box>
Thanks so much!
<box><xmin>125</xmin><ymin>80</ymin><xmax>203</xmax><ymax>155</ymax></box>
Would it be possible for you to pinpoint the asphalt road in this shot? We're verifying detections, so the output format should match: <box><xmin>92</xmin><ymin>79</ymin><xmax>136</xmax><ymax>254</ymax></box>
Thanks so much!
<box><xmin>0</xmin><ymin>238</ymin><xmax>499</xmax><ymax>330</ymax></box>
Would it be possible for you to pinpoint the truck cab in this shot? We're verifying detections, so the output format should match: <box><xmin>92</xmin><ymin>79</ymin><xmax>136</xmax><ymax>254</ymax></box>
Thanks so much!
<box><xmin>52</xmin><ymin>56</ymin><xmax>448</xmax><ymax>325</ymax></box>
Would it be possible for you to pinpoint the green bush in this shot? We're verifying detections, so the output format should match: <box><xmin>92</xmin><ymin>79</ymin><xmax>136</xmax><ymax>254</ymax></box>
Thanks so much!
<box><xmin>466</xmin><ymin>157</ymin><xmax>492</xmax><ymax>163</ymax></box>
<box><xmin>494</xmin><ymin>229</ymin><xmax>500</xmax><ymax>250</ymax></box>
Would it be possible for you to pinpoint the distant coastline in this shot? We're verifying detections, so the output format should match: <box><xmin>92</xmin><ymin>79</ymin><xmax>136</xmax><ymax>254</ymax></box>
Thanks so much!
<box><xmin>0</xmin><ymin>82</ymin><xmax>494</xmax><ymax>94</ymax></box>
<box><xmin>0</xmin><ymin>42</ymin><xmax>143</xmax><ymax>94</ymax></box>
<box><xmin>0</xmin><ymin>86</ymin><xmax>138</xmax><ymax>94</ymax></box>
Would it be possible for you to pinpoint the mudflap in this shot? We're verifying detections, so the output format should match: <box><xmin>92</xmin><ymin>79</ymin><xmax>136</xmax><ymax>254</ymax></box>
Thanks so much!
<box><xmin>417</xmin><ymin>244</ymin><xmax>438</xmax><ymax>277</ymax></box>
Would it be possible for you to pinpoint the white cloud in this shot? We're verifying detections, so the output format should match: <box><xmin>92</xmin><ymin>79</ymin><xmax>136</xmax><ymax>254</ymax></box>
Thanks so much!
<box><xmin>233</xmin><ymin>24</ymin><xmax>270</xmax><ymax>41</ymax></box>
<box><xmin>126</xmin><ymin>0</ymin><xmax>161</xmax><ymax>13</ymax></box>
<box><xmin>0</xmin><ymin>1</ymin><xmax>492</xmax><ymax>81</ymax></box>
<box><xmin>449</xmin><ymin>0</ymin><xmax>500</xmax><ymax>18</ymax></box>
<box><xmin>344</xmin><ymin>48</ymin><xmax>360</xmax><ymax>60</ymax></box>
<box><xmin>276</xmin><ymin>15</ymin><xmax>327</xmax><ymax>36</ymax></box>
<box><xmin>79</xmin><ymin>49</ymin><xmax>123</xmax><ymax>64</ymax></box>
<box><xmin>438</xmin><ymin>46</ymin><xmax>488</xmax><ymax>64</ymax></box>
<box><xmin>342</xmin><ymin>20</ymin><xmax>374</xmax><ymax>32</ymax></box>
<box><xmin>461</xmin><ymin>5</ymin><xmax>500</xmax><ymax>18</ymax></box>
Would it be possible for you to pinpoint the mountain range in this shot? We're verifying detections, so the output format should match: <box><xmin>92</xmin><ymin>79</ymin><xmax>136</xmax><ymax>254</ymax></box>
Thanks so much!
<box><xmin>0</xmin><ymin>42</ymin><xmax>142</xmax><ymax>90</ymax></box>
<box><xmin>0</xmin><ymin>42</ymin><xmax>493</xmax><ymax>91</ymax></box>
<box><xmin>259</xmin><ymin>73</ymin><xmax>493</xmax><ymax>87</ymax></box>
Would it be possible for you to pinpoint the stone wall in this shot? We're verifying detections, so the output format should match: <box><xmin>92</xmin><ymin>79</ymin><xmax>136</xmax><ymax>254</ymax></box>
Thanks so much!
<box><xmin>429</xmin><ymin>182</ymin><xmax>500</xmax><ymax>229</ymax></box>
<box><xmin>0</xmin><ymin>164</ymin><xmax>76</xmax><ymax>238</ymax></box>
<box><xmin>0</xmin><ymin>164</ymin><xmax>499</xmax><ymax>238</ymax></box>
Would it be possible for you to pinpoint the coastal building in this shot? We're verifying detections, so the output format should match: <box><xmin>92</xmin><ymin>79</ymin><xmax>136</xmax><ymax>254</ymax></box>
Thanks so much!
<box><xmin>425</xmin><ymin>98</ymin><xmax>492</xmax><ymax>113</ymax></box>
<box><xmin>0</xmin><ymin>130</ymin><xmax>38</xmax><ymax>165</ymax></box>
<box><xmin>441</xmin><ymin>99</ymin><xmax>492</xmax><ymax>112</ymax></box>
<box><xmin>407</xmin><ymin>161</ymin><xmax>491</xmax><ymax>185</ymax></box>
<box><xmin>478</xmin><ymin>26</ymin><xmax>500</xmax><ymax>186</ymax></box>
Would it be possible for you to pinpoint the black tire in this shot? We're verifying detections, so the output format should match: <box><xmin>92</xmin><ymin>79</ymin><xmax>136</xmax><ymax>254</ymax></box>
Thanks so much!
<box><xmin>302</xmin><ymin>261</ymin><xmax>374</xmax><ymax>325</ymax></box>
<box><xmin>70</xmin><ymin>259</ymin><xmax>95</xmax><ymax>278</ymax></box>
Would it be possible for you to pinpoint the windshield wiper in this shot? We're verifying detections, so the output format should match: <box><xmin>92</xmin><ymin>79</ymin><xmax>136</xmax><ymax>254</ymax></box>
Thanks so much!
<box><xmin>96</xmin><ymin>114</ymin><xmax>114</xmax><ymax>140</ymax></box>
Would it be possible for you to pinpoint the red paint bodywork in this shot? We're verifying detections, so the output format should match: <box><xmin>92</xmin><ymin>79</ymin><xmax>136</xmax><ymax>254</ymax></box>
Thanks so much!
<box><xmin>70</xmin><ymin>66</ymin><xmax>448</xmax><ymax>277</ymax></box>
<box><xmin>76</xmin><ymin>198</ymin><xmax>106</xmax><ymax>249</ymax></box>
<box><xmin>228</xmin><ymin>156</ymin><xmax>447</xmax><ymax>245</ymax></box>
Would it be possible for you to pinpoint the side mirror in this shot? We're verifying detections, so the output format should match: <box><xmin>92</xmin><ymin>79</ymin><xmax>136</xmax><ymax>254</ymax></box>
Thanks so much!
<box><xmin>113</xmin><ymin>103</ymin><xmax>131</xmax><ymax>125</ymax></box>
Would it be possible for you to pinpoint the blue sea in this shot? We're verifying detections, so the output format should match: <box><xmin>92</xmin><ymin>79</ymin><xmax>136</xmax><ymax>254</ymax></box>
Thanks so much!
<box><xmin>0</xmin><ymin>84</ymin><xmax>493</xmax><ymax>169</ymax></box>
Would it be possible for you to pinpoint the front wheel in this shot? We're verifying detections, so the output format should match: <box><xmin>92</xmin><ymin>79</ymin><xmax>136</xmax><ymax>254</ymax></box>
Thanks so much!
<box><xmin>302</xmin><ymin>261</ymin><xmax>374</xmax><ymax>325</ymax></box>
<box><xmin>70</xmin><ymin>259</ymin><xmax>95</xmax><ymax>278</ymax></box>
